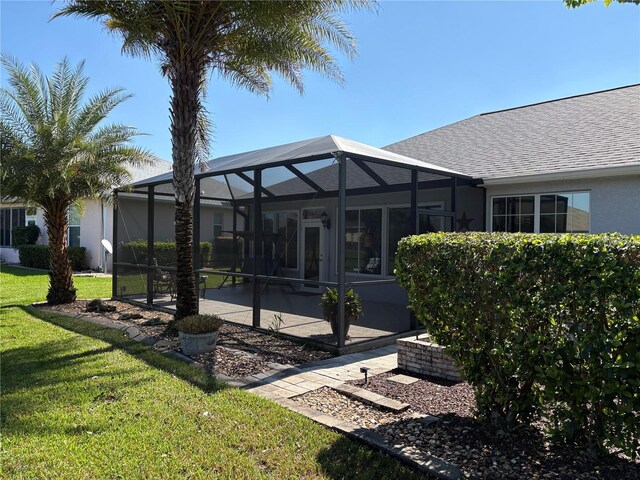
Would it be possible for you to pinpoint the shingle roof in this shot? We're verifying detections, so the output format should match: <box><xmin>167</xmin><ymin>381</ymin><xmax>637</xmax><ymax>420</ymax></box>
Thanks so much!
<box><xmin>384</xmin><ymin>84</ymin><xmax>640</xmax><ymax>180</ymax></box>
<box><xmin>127</xmin><ymin>156</ymin><xmax>171</xmax><ymax>183</ymax></box>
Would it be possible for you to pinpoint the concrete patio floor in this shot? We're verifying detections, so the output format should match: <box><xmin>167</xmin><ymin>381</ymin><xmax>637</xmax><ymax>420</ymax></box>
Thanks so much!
<box><xmin>152</xmin><ymin>283</ymin><xmax>412</xmax><ymax>346</ymax></box>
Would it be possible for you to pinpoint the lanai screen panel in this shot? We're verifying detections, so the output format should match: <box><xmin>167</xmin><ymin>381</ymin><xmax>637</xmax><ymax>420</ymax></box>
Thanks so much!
<box><xmin>115</xmin><ymin>191</ymin><xmax>148</xmax><ymax>301</ymax></box>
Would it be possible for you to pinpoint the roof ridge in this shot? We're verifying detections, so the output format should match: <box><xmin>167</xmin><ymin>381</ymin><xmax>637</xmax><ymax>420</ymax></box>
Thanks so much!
<box><xmin>480</xmin><ymin>83</ymin><xmax>640</xmax><ymax>116</ymax></box>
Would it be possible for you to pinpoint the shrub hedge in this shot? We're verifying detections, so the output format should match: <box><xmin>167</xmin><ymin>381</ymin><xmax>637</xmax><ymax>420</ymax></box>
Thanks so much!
<box><xmin>395</xmin><ymin>232</ymin><xmax>640</xmax><ymax>456</ymax></box>
<box><xmin>119</xmin><ymin>239</ymin><xmax>240</xmax><ymax>268</ymax></box>
<box><xmin>17</xmin><ymin>244</ymin><xmax>87</xmax><ymax>271</ymax></box>
<box><xmin>11</xmin><ymin>224</ymin><xmax>40</xmax><ymax>246</ymax></box>
<box><xmin>119</xmin><ymin>241</ymin><xmax>211</xmax><ymax>267</ymax></box>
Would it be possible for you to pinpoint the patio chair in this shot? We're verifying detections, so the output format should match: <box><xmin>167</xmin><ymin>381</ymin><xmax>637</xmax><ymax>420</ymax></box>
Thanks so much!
<box><xmin>363</xmin><ymin>257</ymin><xmax>381</xmax><ymax>275</ymax></box>
<box><xmin>153</xmin><ymin>258</ymin><xmax>175</xmax><ymax>300</ymax></box>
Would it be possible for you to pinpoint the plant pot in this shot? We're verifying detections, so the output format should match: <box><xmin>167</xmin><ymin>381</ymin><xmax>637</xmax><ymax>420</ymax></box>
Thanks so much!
<box><xmin>178</xmin><ymin>330</ymin><xmax>219</xmax><ymax>356</ymax></box>
<box><xmin>329</xmin><ymin>315</ymin><xmax>355</xmax><ymax>339</ymax></box>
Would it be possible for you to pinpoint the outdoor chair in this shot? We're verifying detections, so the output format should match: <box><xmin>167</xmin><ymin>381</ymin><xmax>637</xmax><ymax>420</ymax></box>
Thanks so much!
<box><xmin>363</xmin><ymin>257</ymin><xmax>381</xmax><ymax>275</ymax></box>
<box><xmin>153</xmin><ymin>258</ymin><xmax>175</xmax><ymax>300</ymax></box>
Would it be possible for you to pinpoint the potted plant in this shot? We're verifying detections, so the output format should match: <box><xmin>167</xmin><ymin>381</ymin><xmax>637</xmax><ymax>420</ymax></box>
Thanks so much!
<box><xmin>320</xmin><ymin>288</ymin><xmax>363</xmax><ymax>339</ymax></box>
<box><xmin>174</xmin><ymin>314</ymin><xmax>224</xmax><ymax>356</ymax></box>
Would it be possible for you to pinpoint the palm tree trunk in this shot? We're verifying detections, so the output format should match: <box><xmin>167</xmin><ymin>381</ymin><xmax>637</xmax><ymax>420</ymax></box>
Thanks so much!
<box><xmin>44</xmin><ymin>203</ymin><xmax>76</xmax><ymax>304</ymax></box>
<box><xmin>170</xmin><ymin>57</ymin><xmax>200</xmax><ymax>319</ymax></box>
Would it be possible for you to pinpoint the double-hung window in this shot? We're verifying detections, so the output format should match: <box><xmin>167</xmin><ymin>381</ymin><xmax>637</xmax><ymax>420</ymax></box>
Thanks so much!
<box><xmin>68</xmin><ymin>205</ymin><xmax>81</xmax><ymax>247</ymax></box>
<box><xmin>213</xmin><ymin>213</ymin><xmax>223</xmax><ymax>239</ymax></box>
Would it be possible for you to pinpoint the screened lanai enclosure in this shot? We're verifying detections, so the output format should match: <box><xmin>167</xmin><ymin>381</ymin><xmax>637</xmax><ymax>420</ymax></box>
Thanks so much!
<box><xmin>114</xmin><ymin>135</ymin><xmax>483</xmax><ymax>353</ymax></box>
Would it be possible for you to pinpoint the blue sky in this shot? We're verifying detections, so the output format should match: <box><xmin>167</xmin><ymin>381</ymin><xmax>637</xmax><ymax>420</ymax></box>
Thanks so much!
<box><xmin>2</xmin><ymin>1</ymin><xmax>639</xmax><ymax>163</ymax></box>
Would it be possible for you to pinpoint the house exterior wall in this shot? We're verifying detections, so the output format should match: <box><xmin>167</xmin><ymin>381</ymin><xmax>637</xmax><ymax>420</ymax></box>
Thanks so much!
<box><xmin>483</xmin><ymin>175</ymin><xmax>640</xmax><ymax>235</ymax></box>
<box><xmin>79</xmin><ymin>200</ymin><xmax>106</xmax><ymax>270</ymax></box>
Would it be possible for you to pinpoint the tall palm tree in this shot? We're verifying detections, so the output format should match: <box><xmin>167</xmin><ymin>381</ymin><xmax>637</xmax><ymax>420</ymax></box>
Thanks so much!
<box><xmin>55</xmin><ymin>0</ymin><xmax>373</xmax><ymax>319</ymax></box>
<box><xmin>0</xmin><ymin>56</ymin><xmax>147</xmax><ymax>304</ymax></box>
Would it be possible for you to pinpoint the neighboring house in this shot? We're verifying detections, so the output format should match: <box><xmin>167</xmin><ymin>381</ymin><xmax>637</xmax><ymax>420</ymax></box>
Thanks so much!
<box><xmin>384</xmin><ymin>84</ymin><xmax>640</xmax><ymax>235</ymax></box>
<box><xmin>1</xmin><ymin>157</ymin><xmax>173</xmax><ymax>270</ymax></box>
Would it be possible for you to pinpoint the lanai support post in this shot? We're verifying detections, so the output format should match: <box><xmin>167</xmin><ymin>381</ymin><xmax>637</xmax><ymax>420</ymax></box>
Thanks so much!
<box><xmin>451</xmin><ymin>177</ymin><xmax>457</xmax><ymax>232</ymax></box>
<box><xmin>232</xmin><ymin>203</ymin><xmax>237</xmax><ymax>287</ymax></box>
<box><xmin>252</xmin><ymin>169</ymin><xmax>262</xmax><ymax>327</ymax></box>
<box><xmin>336</xmin><ymin>154</ymin><xmax>347</xmax><ymax>349</ymax></box>
<box><xmin>146</xmin><ymin>186</ymin><xmax>155</xmax><ymax>305</ymax></box>
<box><xmin>112</xmin><ymin>190</ymin><xmax>118</xmax><ymax>298</ymax></box>
<box><xmin>194</xmin><ymin>179</ymin><xmax>201</xmax><ymax>304</ymax></box>
<box><xmin>409</xmin><ymin>169</ymin><xmax>418</xmax><ymax>330</ymax></box>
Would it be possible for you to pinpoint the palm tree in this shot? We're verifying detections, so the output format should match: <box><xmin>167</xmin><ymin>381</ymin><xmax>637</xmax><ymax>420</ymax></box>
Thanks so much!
<box><xmin>55</xmin><ymin>0</ymin><xmax>373</xmax><ymax>319</ymax></box>
<box><xmin>0</xmin><ymin>56</ymin><xmax>147</xmax><ymax>304</ymax></box>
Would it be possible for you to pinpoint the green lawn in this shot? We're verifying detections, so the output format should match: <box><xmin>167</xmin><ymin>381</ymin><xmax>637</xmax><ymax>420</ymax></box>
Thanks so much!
<box><xmin>0</xmin><ymin>265</ymin><xmax>112</xmax><ymax>306</ymax></box>
<box><xmin>0</xmin><ymin>266</ymin><xmax>422</xmax><ymax>479</ymax></box>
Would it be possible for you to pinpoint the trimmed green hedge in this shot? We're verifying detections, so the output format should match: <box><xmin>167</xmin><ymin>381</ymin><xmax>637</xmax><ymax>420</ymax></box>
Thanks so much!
<box><xmin>17</xmin><ymin>244</ymin><xmax>87</xmax><ymax>271</ymax></box>
<box><xmin>11</xmin><ymin>224</ymin><xmax>40</xmax><ymax>246</ymax></box>
<box><xmin>119</xmin><ymin>241</ymin><xmax>212</xmax><ymax>267</ymax></box>
<box><xmin>396</xmin><ymin>232</ymin><xmax>640</xmax><ymax>456</ymax></box>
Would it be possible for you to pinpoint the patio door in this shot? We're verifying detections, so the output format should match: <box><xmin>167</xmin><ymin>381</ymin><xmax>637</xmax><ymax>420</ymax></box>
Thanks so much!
<box><xmin>301</xmin><ymin>222</ymin><xmax>324</xmax><ymax>292</ymax></box>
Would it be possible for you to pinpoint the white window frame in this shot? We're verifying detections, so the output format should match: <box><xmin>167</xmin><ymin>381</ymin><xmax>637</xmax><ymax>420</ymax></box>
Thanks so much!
<box><xmin>489</xmin><ymin>191</ymin><xmax>591</xmax><ymax>233</ymax></box>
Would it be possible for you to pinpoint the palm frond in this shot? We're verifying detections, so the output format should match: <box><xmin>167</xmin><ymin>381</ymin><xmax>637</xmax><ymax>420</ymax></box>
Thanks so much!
<box><xmin>1</xmin><ymin>55</ymin><xmax>145</xmax><ymax>207</ymax></box>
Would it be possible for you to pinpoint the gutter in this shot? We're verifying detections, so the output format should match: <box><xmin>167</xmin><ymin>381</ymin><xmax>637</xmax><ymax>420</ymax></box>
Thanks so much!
<box><xmin>480</xmin><ymin>164</ymin><xmax>640</xmax><ymax>186</ymax></box>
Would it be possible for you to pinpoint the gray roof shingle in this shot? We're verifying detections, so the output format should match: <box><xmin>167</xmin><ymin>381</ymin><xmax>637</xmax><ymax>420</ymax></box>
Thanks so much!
<box><xmin>127</xmin><ymin>156</ymin><xmax>172</xmax><ymax>183</ymax></box>
<box><xmin>384</xmin><ymin>84</ymin><xmax>640</xmax><ymax>180</ymax></box>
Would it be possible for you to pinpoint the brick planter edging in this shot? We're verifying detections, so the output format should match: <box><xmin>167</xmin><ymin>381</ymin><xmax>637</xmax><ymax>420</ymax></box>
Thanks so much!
<box><xmin>397</xmin><ymin>335</ymin><xmax>461</xmax><ymax>382</ymax></box>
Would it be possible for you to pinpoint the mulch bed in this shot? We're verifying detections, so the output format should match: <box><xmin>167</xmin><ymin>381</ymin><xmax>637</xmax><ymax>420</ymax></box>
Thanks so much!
<box><xmin>37</xmin><ymin>300</ymin><xmax>333</xmax><ymax>378</ymax></box>
<box><xmin>292</xmin><ymin>369</ymin><xmax>638</xmax><ymax>480</ymax></box>
<box><xmin>347</xmin><ymin>370</ymin><xmax>475</xmax><ymax>418</ymax></box>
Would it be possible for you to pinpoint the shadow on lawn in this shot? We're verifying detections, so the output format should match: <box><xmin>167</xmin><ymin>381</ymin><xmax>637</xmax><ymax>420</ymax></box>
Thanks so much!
<box><xmin>316</xmin><ymin>434</ymin><xmax>424</xmax><ymax>480</ymax></box>
<box><xmin>1</xmin><ymin>320</ymin><xmax>152</xmax><ymax>436</ymax></box>
<box><xmin>25</xmin><ymin>306</ymin><xmax>224</xmax><ymax>394</ymax></box>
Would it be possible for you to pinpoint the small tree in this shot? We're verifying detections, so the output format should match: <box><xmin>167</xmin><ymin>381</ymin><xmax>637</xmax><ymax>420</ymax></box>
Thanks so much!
<box><xmin>0</xmin><ymin>57</ymin><xmax>147</xmax><ymax>304</ymax></box>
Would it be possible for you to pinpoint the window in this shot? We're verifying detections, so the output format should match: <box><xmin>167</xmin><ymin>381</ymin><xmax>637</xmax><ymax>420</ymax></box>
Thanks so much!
<box><xmin>491</xmin><ymin>192</ymin><xmax>590</xmax><ymax>233</ymax></box>
<box><xmin>540</xmin><ymin>193</ymin><xmax>590</xmax><ymax>233</ymax></box>
<box><xmin>68</xmin><ymin>205</ymin><xmax>81</xmax><ymax>247</ymax></box>
<box><xmin>0</xmin><ymin>207</ymin><xmax>26</xmax><ymax>246</ymax></box>
<box><xmin>262</xmin><ymin>211</ymin><xmax>298</xmax><ymax>269</ymax></box>
<box><xmin>492</xmin><ymin>196</ymin><xmax>535</xmax><ymax>233</ymax></box>
<box><xmin>346</xmin><ymin>208</ymin><xmax>382</xmax><ymax>275</ymax></box>
<box><xmin>213</xmin><ymin>213</ymin><xmax>223</xmax><ymax>239</ymax></box>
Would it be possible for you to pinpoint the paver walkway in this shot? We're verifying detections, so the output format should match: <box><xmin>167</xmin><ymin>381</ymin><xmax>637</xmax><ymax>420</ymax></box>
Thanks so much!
<box><xmin>244</xmin><ymin>344</ymin><xmax>397</xmax><ymax>400</ymax></box>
